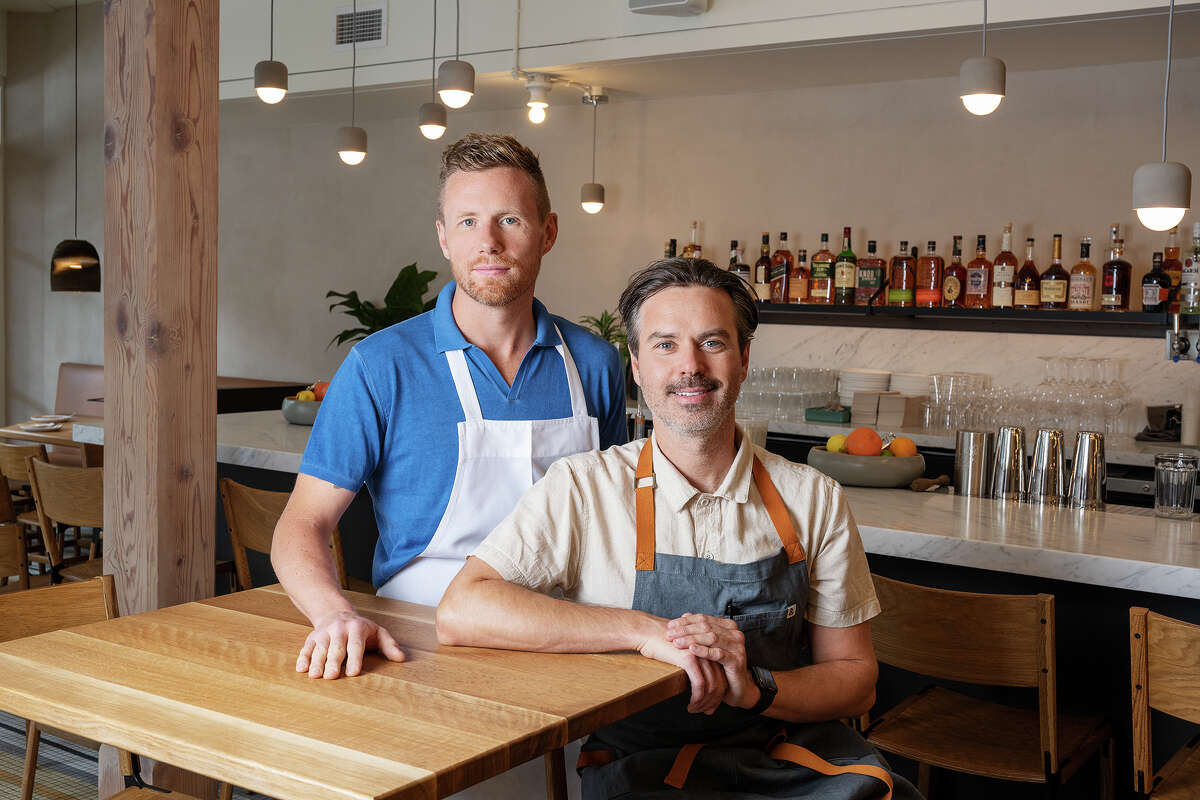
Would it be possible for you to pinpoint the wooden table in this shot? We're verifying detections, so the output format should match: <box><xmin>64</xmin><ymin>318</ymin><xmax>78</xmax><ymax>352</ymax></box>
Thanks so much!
<box><xmin>0</xmin><ymin>416</ymin><xmax>104</xmax><ymax>465</ymax></box>
<box><xmin>0</xmin><ymin>585</ymin><xmax>685</xmax><ymax>800</ymax></box>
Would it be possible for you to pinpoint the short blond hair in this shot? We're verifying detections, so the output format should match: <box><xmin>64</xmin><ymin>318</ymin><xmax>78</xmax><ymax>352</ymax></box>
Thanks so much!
<box><xmin>438</xmin><ymin>133</ymin><xmax>551</xmax><ymax>221</ymax></box>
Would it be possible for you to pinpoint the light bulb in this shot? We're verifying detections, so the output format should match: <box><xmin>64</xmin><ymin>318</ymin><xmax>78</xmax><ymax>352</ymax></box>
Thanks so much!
<box><xmin>256</xmin><ymin>86</ymin><xmax>286</xmax><ymax>104</ymax></box>
<box><xmin>438</xmin><ymin>88</ymin><xmax>473</xmax><ymax>109</ymax></box>
<box><xmin>960</xmin><ymin>93</ymin><xmax>1003</xmax><ymax>116</ymax></box>
<box><xmin>339</xmin><ymin>150</ymin><xmax>366</xmax><ymax>166</ymax></box>
<box><xmin>1136</xmin><ymin>207</ymin><xmax>1187</xmax><ymax>232</ymax></box>
<box><xmin>528</xmin><ymin>104</ymin><xmax>547</xmax><ymax>124</ymax></box>
<box><xmin>581</xmin><ymin>201</ymin><xmax>604</xmax><ymax>214</ymax></box>
<box><xmin>420</xmin><ymin>123</ymin><xmax>446</xmax><ymax>140</ymax></box>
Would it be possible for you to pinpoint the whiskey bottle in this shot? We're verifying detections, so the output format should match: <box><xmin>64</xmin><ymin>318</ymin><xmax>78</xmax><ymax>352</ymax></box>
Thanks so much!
<box><xmin>769</xmin><ymin>233</ymin><xmax>792</xmax><ymax>304</ymax></box>
<box><xmin>1068</xmin><ymin>237</ymin><xmax>1097</xmax><ymax>311</ymax></box>
<box><xmin>1163</xmin><ymin>226</ymin><xmax>1183</xmax><ymax>313</ymax></box>
<box><xmin>887</xmin><ymin>240</ymin><xmax>916</xmax><ymax>307</ymax></box>
<box><xmin>992</xmin><ymin>223</ymin><xmax>1018</xmax><ymax>309</ymax></box>
<box><xmin>1142</xmin><ymin>252</ymin><xmax>1172</xmax><ymax>313</ymax></box>
<box><xmin>1100</xmin><ymin>224</ymin><xmax>1132</xmax><ymax>311</ymax></box>
<box><xmin>728</xmin><ymin>240</ymin><xmax>751</xmax><ymax>283</ymax></box>
<box><xmin>833</xmin><ymin>227</ymin><xmax>857</xmax><ymax>306</ymax></box>
<box><xmin>1013</xmin><ymin>237</ymin><xmax>1040</xmax><ymax>309</ymax></box>
<box><xmin>855</xmin><ymin>240</ymin><xmax>886</xmax><ymax>306</ymax></box>
<box><xmin>1181</xmin><ymin>222</ymin><xmax>1200</xmax><ymax>314</ymax></box>
<box><xmin>681</xmin><ymin>220</ymin><xmax>701</xmax><ymax>259</ymax></box>
<box><xmin>752</xmin><ymin>232</ymin><xmax>772</xmax><ymax>302</ymax></box>
<box><xmin>943</xmin><ymin>235</ymin><xmax>966</xmax><ymax>308</ymax></box>
<box><xmin>809</xmin><ymin>233</ymin><xmax>834</xmax><ymax>305</ymax></box>
<box><xmin>965</xmin><ymin>235</ymin><xmax>992</xmax><ymax>309</ymax></box>
<box><xmin>1039</xmin><ymin>234</ymin><xmax>1070</xmax><ymax>309</ymax></box>
<box><xmin>665</xmin><ymin>239</ymin><xmax>677</xmax><ymax>258</ymax></box>
<box><xmin>789</xmin><ymin>249</ymin><xmax>810</xmax><ymax>303</ymax></box>
<box><xmin>915</xmin><ymin>240</ymin><xmax>944</xmax><ymax>308</ymax></box>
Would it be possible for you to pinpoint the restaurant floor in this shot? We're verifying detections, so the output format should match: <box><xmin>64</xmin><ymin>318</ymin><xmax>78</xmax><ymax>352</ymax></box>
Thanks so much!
<box><xmin>0</xmin><ymin>712</ymin><xmax>262</xmax><ymax>800</ymax></box>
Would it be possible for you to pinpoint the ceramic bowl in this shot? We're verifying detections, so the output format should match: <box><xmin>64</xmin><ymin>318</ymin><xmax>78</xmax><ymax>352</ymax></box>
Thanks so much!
<box><xmin>281</xmin><ymin>396</ymin><xmax>321</xmax><ymax>426</ymax></box>
<box><xmin>806</xmin><ymin>446</ymin><xmax>925</xmax><ymax>488</ymax></box>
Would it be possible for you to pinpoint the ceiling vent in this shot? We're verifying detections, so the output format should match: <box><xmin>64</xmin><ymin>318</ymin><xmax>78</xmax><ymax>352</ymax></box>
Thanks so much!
<box><xmin>628</xmin><ymin>0</ymin><xmax>709</xmax><ymax>15</ymax></box>
<box><xmin>334</xmin><ymin>3</ymin><xmax>387</xmax><ymax>51</ymax></box>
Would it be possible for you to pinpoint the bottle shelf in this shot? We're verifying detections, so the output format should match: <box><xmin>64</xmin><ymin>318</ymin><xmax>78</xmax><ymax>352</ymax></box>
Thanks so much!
<box><xmin>757</xmin><ymin>303</ymin><xmax>1198</xmax><ymax>339</ymax></box>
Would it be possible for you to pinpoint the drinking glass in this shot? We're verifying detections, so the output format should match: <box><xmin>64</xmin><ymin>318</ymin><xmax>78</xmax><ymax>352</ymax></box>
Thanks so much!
<box><xmin>1155</xmin><ymin>453</ymin><xmax>1198</xmax><ymax>519</ymax></box>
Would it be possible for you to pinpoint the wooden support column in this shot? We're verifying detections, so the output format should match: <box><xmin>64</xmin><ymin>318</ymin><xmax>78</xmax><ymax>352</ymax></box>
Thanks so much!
<box><xmin>101</xmin><ymin>0</ymin><xmax>218</xmax><ymax>796</ymax></box>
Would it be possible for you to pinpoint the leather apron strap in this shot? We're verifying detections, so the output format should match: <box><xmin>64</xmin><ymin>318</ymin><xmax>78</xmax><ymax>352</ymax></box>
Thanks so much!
<box><xmin>661</xmin><ymin>740</ymin><xmax>893</xmax><ymax>797</ymax></box>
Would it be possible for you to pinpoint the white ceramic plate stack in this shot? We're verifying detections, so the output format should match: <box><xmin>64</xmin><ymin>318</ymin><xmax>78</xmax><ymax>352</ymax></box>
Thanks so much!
<box><xmin>888</xmin><ymin>372</ymin><xmax>932</xmax><ymax>397</ymax></box>
<box><xmin>838</xmin><ymin>368</ymin><xmax>891</xmax><ymax>407</ymax></box>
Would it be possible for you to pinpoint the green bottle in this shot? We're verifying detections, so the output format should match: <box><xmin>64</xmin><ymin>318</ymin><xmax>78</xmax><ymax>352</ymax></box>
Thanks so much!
<box><xmin>833</xmin><ymin>226</ymin><xmax>857</xmax><ymax>306</ymax></box>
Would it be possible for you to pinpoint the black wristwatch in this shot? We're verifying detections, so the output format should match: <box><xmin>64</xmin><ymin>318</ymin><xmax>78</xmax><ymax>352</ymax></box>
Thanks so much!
<box><xmin>748</xmin><ymin>666</ymin><xmax>778</xmax><ymax>715</ymax></box>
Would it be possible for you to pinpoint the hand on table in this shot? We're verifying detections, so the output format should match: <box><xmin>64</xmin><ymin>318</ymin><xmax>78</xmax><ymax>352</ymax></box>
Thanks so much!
<box><xmin>666</xmin><ymin>613</ymin><xmax>759</xmax><ymax>710</ymax></box>
<box><xmin>297</xmin><ymin>609</ymin><xmax>406</xmax><ymax>679</ymax></box>
<box><xmin>637</xmin><ymin>618</ymin><xmax>727</xmax><ymax>715</ymax></box>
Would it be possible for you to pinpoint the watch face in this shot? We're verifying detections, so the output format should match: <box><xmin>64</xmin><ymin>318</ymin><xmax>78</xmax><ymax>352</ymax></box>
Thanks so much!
<box><xmin>753</xmin><ymin>666</ymin><xmax>777</xmax><ymax>693</ymax></box>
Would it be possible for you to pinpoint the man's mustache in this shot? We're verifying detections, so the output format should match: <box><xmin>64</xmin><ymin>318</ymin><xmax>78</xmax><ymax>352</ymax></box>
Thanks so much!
<box><xmin>469</xmin><ymin>256</ymin><xmax>520</xmax><ymax>269</ymax></box>
<box><xmin>666</xmin><ymin>376</ymin><xmax>721</xmax><ymax>394</ymax></box>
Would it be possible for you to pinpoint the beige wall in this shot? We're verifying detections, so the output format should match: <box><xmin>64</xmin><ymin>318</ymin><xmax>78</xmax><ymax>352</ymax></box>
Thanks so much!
<box><xmin>5</xmin><ymin>6</ymin><xmax>1200</xmax><ymax>421</ymax></box>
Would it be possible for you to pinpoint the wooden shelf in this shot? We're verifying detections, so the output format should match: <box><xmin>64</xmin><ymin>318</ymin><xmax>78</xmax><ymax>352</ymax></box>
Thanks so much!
<box><xmin>757</xmin><ymin>303</ymin><xmax>1195</xmax><ymax>339</ymax></box>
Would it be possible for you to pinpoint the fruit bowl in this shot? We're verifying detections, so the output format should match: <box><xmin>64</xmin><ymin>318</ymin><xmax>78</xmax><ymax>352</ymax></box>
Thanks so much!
<box><xmin>806</xmin><ymin>446</ymin><xmax>925</xmax><ymax>488</ymax></box>
<box><xmin>281</xmin><ymin>395</ymin><xmax>321</xmax><ymax>426</ymax></box>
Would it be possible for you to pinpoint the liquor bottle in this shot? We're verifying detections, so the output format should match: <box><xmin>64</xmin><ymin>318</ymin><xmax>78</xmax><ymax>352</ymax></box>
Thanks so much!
<box><xmin>665</xmin><ymin>239</ymin><xmax>677</xmax><ymax>258</ymax></box>
<box><xmin>1181</xmin><ymin>222</ymin><xmax>1200</xmax><ymax>314</ymax></box>
<box><xmin>965</xmin><ymin>235</ymin><xmax>992</xmax><ymax>309</ymax></box>
<box><xmin>769</xmin><ymin>233</ymin><xmax>792</xmax><ymax>304</ymax></box>
<box><xmin>915</xmin><ymin>240</ymin><xmax>944</xmax><ymax>308</ymax></box>
<box><xmin>789</xmin><ymin>249</ymin><xmax>810</xmax><ymax>303</ymax></box>
<box><xmin>855</xmin><ymin>240</ymin><xmax>886</xmax><ymax>305</ymax></box>
<box><xmin>992</xmin><ymin>223</ymin><xmax>1018</xmax><ymax>310</ymax></box>
<box><xmin>681</xmin><ymin>220</ymin><xmax>701</xmax><ymax>259</ymax></box>
<box><xmin>1013</xmin><ymin>237</ymin><xmax>1040</xmax><ymax>309</ymax></box>
<box><xmin>1163</xmin><ymin>226</ymin><xmax>1183</xmax><ymax>313</ymax></box>
<box><xmin>809</xmin><ymin>233</ymin><xmax>834</xmax><ymax>305</ymax></box>
<box><xmin>1039</xmin><ymin>234</ymin><xmax>1070</xmax><ymax>309</ymax></box>
<box><xmin>943</xmin><ymin>235</ymin><xmax>966</xmax><ymax>308</ymax></box>
<box><xmin>887</xmin><ymin>241</ymin><xmax>916</xmax><ymax>307</ymax></box>
<box><xmin>1068</xmin><ymin>237</ymin><xmax>1097</xmax><ymax>311</ymax></box>
<box><xmin>1100</xmin><ymin>224</ymin><xmax>1132</xmax><ymax>311</ymax></box>
<box><xmin>752</xmin><ymin>232</ymin><xmax>772</xmax><ymax>302</ymax></box>
<box><xmin>728</xmin><ymin>240</ymin><xmax>751</xmax><ymax>283</ymax></box>
<box><xmin>1142</xmin><ymin>252</ymin><xmax>1172</xmax><ymax>313</ymax></box>
<box><xmin>833</xmin><ymin>227</ymin><xmax>857</xmax><ymax>306</ymax></box>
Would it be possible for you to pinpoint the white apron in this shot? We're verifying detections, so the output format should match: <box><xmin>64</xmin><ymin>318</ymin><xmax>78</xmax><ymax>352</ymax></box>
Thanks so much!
<box><xmin>378</xmin><ymin>326</ymin><xmax>600</xmax><ymax>605</ymax></box>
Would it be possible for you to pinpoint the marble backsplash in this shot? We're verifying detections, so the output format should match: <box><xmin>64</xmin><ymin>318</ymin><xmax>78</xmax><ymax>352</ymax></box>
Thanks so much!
<box><xmin>751</xmin><ymin>324</ymin><xmax>1199</xmax><ymax>415</ymax></box>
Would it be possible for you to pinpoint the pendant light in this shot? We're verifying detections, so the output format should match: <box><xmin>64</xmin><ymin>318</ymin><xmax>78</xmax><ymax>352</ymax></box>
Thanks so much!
<box><xmin>419</xmin><ymin>0</ymin><xmax>448</xmax><ymax>140</ymax></box>
<box><xmin>254</xmin><ymin>0</ymin><xmax>288</xmax><ymax>104</ymax></box>
<box><xmin>580</xmin><ymin>89</ymin><xmax>607</xmax><ymax>215</ymax></box>
<box><xmin>437</xmin><ymin>0</ymin><xmax>475</xmax><ymax>109</ymax></box>
<box><xmin>1133</xmin><ymin>0</ymin><xmax>1191</xmax><ymax>231</ymax></box>
<box><xmin>526</xmin><ymin>75</ymin><xmax>550</xmax><ymax>124</ymax></box>
<box><xmin>959</xmin><ymin>0</ymin><xmax>1005</xmax><ymax>116</ymax></box>
<box><xmin>50</xmin><ymin>0</ymin><xmax>99</xmax><ymax>293</ymax></box>
<box><xmin>337</xmin><ymin>0</ymin><xmax>367</xmax><ymax>166</ymax></box>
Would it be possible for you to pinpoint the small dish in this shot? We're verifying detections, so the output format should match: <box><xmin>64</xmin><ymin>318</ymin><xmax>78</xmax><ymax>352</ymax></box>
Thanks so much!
<box><xmin>19</xmin><ymin>422</ymin><xmax>63</xmax><ymax>432</ymax></box>
<box><xmin>806</xmin><ymin>446</ymin><xmax>925</xmax><ymax>488</ymax></box>
<box><xmin>30</xmin><ymin>414</ymin><xmax>73</xmax><ymax>423</ymax></box>
<box><xmin>281</xmin><ymin>396</ymin><xmax>321</xmax><ymax>426</ymax></box>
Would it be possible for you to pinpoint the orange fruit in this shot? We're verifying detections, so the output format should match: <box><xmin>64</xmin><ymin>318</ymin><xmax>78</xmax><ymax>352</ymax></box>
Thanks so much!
<box><xmin>887</xmin><ymin>436</ymin><xmax>918</xmax><ymax>458</ymax></box>
<box><xmin>844</xmin><ymin>427</ymin><xmax>882</xmax><ymax>456</ymax></box>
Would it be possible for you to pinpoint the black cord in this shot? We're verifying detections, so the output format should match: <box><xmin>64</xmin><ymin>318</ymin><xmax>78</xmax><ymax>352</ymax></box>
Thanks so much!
<box><xmin>431</xmin><ymin>0</ymin><xmax>437</xmax><ymax>101</ymax></box>
<box><xmin>351</xmin><ymin>0</ymin><xmax>357</xmax><ymax>126</ymax></box>
<box><xmin>981</xmin><ymin>0</ymin><xmax>987</xmax><ymax>57</ymax></box>
<box><xmin>591</xmin><ymin>100</ymin><xmax>597</xmax><ymax>182</ymax></box>
<box><xmin>1162</xmin><ymin>0</ymin><xmax>1174</xmax><ymax>162</ymax></box>
<box><xmin>73</xmin><ymin>0</ymin><xmax>78</xmax><ymax>238</ymax></box>
<box><xmin>455</xmin><ymin>0</ymin><xmax>460</xmax><ymax>59</ymax></box>
<box><xmin>269</xmin><ymin>0</ymin><xmax>274</xmax><ymax>61</ymax></box>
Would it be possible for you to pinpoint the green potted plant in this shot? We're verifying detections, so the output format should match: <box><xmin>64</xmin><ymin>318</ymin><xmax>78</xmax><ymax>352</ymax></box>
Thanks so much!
<box><xmin>579</xmin><ymin>310</ymin><xmax>636</xmax><ymax>400</ymax></box>
<box><xmin>327</xmin><ymin>263</ymin><xmax>440</xmax><ymax>347</ymax></box>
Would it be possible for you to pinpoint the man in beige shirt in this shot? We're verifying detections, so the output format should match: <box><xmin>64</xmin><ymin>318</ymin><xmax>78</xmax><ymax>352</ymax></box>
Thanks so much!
<box><xmin>439</xmin><ymin>258</ymin><xmax>919</xmax><ymax>799</ymax></box>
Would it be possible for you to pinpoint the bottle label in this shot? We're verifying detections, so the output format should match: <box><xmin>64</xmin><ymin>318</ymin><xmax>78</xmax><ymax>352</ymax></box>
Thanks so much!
<box><xmin>966</xmin><ymin>269</ymin><xmax>987</xmax><ymax>296</ymax></box>
<box><xmin>915</xmin><ymin>288</ymin><xmax>941</xmax><ymax>305</ymax></box>
<box><xmin>1142</xmin><ymin>284</ymin><xmax>1168</xmax><ymax>308</ymax></box>
<box><xmin>769</xmin><ymin>264</ymin><xmax>789</xmax><ymax>283</ymax></box>
<box><xmin>1068</xmin><ymin>274</ymin><xmax>1093</xmax><ymax>309</ymax></box>
<box><xmin>834</xmin><ymin>261</ymin><xmax>856</xmax><ymax>288</ymax></box>
<box><xmin>1101</xmin><ymin>293</ymin><xmax>1121</xmax><ymax>306</ymax></box>
<box><xmin>1041</xmin><ymin>281</ymin><xmax>1068</xmax><ymax>304</ymax></box>
<box><xmin>943</xmin><ymin>275</ymin><xmax>962</xmax><ymax>302</ymax></box>
<box><xmin>1184</xmin><ymin>256</ymin><xmax>1199</xmax><ymax>280</ymax></box>
<box><xmin>888</xmin><ymin>288</ymin><xmax>914</xmax><ymax>304</ymax></box>
<box><xmin>755</xmin><ymin>283</ymin><xmax>773</xmax><ymax>302</ymax></box>
<box><xmin>788</xmin><ymin>278</ymin><xmax>809</xmax><ymax>302</ymax></box>
<box><xmin>854</xmin><ymin>267</ymin><xmax>882</xmax><ymax>304</ymax></box>
<box><xmin>811</xmin><ymin>260</ymin><xmax>832</xmax><ymax>281</ymax></box>
<box><xmin>993</xmin><ymin>285</ymin><xmax>1014</xmax><ymax>307</ymax></box>
<box><xmin>1012</xmin><ymin>288</ymin><xmax>1038</xmax><ymax>306</ymax></box>
<box><xmin>993</xmin><ymin>264</ymin><xmax>1015</xmax><ymax>282</ymax></box>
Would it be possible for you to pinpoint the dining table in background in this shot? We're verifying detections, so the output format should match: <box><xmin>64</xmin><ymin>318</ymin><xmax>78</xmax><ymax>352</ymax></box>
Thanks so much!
<box><xmin>0</xmin><ymin>415</ymin><xmax>105</xmax><ymax>467</ymax></box>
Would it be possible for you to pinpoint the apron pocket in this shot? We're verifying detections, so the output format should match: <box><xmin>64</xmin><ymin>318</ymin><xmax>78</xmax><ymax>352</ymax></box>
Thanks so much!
<box><xmin>731</xmin><ymin>604</ymin><xmax>807</xmax><ymax>670</ymax></box>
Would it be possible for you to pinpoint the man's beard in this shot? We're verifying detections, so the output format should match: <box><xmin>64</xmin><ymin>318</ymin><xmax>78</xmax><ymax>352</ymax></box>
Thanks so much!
<box><xmin>650</xmin><ymin>374</ymin><xmax>738</xmax><ymax>436</ymax></box>
<box><xmin>454</xmin><ymin>256</ymin><xmax>539</xmax><ymax>307</ymax></box>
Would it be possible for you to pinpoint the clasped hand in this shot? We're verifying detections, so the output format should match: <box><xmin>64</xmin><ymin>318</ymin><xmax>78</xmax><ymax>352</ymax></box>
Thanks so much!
<box><xmin>666</xmin><ymin>612</ymin><xmax>759</xmax><ymax>711</ymax></box>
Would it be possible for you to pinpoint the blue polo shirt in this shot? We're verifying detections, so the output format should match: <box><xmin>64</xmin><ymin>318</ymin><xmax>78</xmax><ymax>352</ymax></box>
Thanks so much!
<box><xmin>300</xmin><ymin>280</ymin><xmax>627</xmax><ymax>587</ymax></box>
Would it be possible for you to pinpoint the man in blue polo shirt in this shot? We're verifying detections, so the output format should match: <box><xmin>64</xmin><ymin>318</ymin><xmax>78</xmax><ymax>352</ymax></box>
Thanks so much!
<box><xmin>272</xmin><ymin>133</ymin><xmax>626</xmax><ymax>680</ymax></box>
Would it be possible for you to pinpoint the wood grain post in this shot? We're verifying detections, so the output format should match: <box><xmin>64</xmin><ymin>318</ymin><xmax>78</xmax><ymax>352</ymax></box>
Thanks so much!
<box><xmin>102</xmin><ymin>0</ymin><xmax>218</xmax><ymax>796</ymax></box>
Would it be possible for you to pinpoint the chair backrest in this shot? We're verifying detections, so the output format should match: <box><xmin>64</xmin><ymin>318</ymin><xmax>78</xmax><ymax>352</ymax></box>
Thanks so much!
<box><xmin>0</xmin><ymin>442</ymin><xmax>48</xmax><ymax>483</ymax></box>
<box><xmin>0</xmin><ymin>575</ymin><xmax>116</xmax><ymax>643</ymax></box>
<box><xmin>25</xmin><ymin>456</ymin><xmax>104</xmax><ymax>568</ymax></box>
<box><xmin>218</xmin><ymin>478</ymin><xmax>349</xmax><ymax>591</ymax></box>
<box><xmin>870</xmin><ymin>574</ymin><xmax>1058</xmax><ymax>766</ymax></box>
<box><xmin>0</xmin><ymin>522</ymin><xmax>30</xmax><ymax>590</ymax></box>
<box><xmin>1130</xmin><ymin>607</ymin><xmax>1200</xmax><ymax>793</ymax></box>
<box><xmin>55</xmin><ymin>362</ymin><xmax>105</xmax><ymax>417</ymax></box>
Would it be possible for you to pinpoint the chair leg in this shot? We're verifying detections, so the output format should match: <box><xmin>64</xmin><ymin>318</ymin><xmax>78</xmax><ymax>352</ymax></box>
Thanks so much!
<box><xmin>917</xmin><ymin>762</ymin><xmax>932</xmax><ymax>798</ymax></box>
<box><xmin>22</xmin><ymin>720</ymin><xmax>40</xmax><ymax>800</ymax></box>
<box><xmin>544</xmin><ymin>747</ymin><xmax>567</xmax><ymax>800</ymax></box>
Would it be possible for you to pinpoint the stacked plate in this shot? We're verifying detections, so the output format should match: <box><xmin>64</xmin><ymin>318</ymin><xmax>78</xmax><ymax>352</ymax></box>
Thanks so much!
<box><xmin>838</xmin><ymin>368</ymin><xmax>891</xmax><ymax>407</ymax></box>
<box><xmin>889</xmin><ymin>372</ymin><xmax>932</xmax><ymax>397</ymax></box>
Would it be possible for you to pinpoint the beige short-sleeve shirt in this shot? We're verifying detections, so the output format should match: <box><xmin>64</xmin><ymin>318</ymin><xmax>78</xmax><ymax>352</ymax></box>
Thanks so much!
<box><xmin>473</xmin><ymin>433</ymin><xmax>880</xmax><ymax>628</ymax></box>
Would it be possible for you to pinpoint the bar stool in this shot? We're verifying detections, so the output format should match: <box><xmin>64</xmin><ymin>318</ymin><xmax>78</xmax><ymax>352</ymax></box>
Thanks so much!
<box><xmin>1130</xmin><ymin>608</ymin><xmax>1200</xmax><ymax>797</ymax></box>
<box><xmin>862</xmin><ymin>574</ymin><xmax>1114</xmax><ymax>798</ymax></box>
<box><xmin>25</xmin><ymin>456</ymin><xmax>103</xmax><ymax>582</ymax></box>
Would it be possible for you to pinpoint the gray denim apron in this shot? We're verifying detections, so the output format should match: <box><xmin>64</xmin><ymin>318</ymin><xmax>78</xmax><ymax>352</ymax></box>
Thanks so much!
<box><xmin>578</xmin><ymin>438</ymin><xmax>920</xmax><ymax>800</ymax></box>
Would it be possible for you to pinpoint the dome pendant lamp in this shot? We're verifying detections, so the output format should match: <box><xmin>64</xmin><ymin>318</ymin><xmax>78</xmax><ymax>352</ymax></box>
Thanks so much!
<box><xmin>1133</xmin><ymin>0</ymin><xmax>1191</xmax><ymax>231</ymax></box>
<box><xmin>419</xmin><ymin>0</ymin><xmax>448</xmax><ymax>140</ymax></box>
<box><xmin>51</xmin><ymin>0</ymin><xmax>100</xmax><ymax>293</ymax></box>
<box><xmin>437</xmin><ymin>0</ymin><xmax>475</xmax><ymax>109</ymax></box>
<box><xmin>959</xmin><ymin>0</ymin><xmax>1005</xmax><ymax>116</ymax></box>
<box><xmin>580</xmin><ymin>89</ymin><xmax>608</xmax><ymax>215</ymax></box>
<box><xmin>337</xmin><ymin>0</ymin><xmax>367</xmax><ymax>166</ymax></box>
<box><xmin>254</xmin><ymin>0</ymin><xmax>288</xmax><ymax>104</ymax></box>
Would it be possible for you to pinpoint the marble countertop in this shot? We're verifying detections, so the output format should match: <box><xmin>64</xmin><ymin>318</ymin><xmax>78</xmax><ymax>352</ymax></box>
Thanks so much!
<box><xmin>846</xmin><ymin>487</ymin><xmax>1200</xmax><ymax>599</ymax></box>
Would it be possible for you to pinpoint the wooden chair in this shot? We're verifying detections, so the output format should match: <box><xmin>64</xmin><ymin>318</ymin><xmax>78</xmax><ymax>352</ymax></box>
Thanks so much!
<box><xmin>0</xmin><ymin>442</ymin><xmax>50</xmax><ymax>536</ymax></box>
<box><xmin>1130</xmin><ymin>608</ymin><xmax>1200</xmax><ymax>798</ymax></box>
<box><xmin>219</xmin><ymin>477</ymin><xmax>371</xmax><ymax>593</ymax></box>
<box><xmin>25</xmin><ymin>455</ymin><xmax>103</xmax><ymax>582</ymax></box>
<box><xmin>862</xmin><ymin>574</ymin><xmax>1114</xmax><ymax>798</ymax></box>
